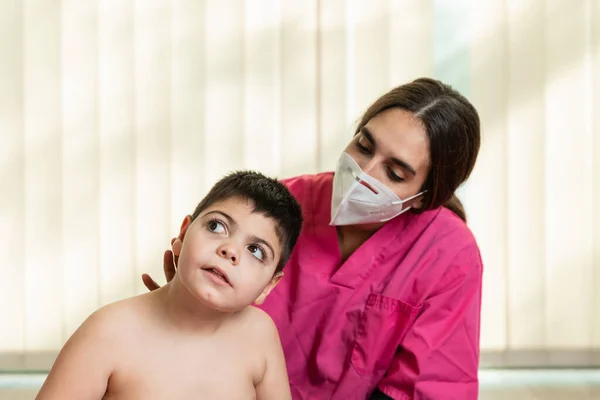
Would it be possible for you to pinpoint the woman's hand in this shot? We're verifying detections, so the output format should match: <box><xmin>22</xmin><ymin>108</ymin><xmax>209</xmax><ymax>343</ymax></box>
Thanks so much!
<box><xmin>141</xmin><ymin>238</ymin><xmax>178</xmax><ymax>291</ymax></box>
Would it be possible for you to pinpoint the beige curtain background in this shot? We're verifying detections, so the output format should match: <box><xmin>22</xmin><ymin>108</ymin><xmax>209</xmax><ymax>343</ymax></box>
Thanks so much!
<box><xmin>0</xmin><ymin>0</ymin><xmax>599</xmax><ymax>362</ymax></box>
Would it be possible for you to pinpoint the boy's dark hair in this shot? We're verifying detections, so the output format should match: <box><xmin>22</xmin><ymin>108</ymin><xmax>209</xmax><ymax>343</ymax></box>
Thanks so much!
<box><xmin>191</xmin><ymin>170</ymin><xmax>303</xmax><ymax>274</ymax></box>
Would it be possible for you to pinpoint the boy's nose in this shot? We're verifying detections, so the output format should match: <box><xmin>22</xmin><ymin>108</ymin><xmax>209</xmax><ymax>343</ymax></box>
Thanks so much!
<box><xmin>217</xmin><ymin>244</ymin><xmax>239</xmax><ymax>265</ymax></box>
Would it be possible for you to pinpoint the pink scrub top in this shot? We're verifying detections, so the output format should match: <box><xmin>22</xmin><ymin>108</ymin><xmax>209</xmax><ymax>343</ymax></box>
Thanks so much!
<box><xmin>258</xmin><ymin>172</ymin><xmax>483</xmax><ymax>399</ymax></box>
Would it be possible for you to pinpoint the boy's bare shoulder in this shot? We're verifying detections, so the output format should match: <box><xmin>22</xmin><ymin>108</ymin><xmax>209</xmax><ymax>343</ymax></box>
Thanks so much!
<box><xmin>242</xmin><ymin>307</ymin><xmax>291</xmax><ymax>399</ymax></box>
<box><xmin>243</xmin><ymin>305</ymin><xmax>275</xmax><ymax>325</ymax></box>
<box><xmin>82</xmin><ymin>292</ymin><xmax>154</xmax><ymax>338</ymax></box>
<box><xmin>239</xmin><ymin>306</ymin><xmax>280</xmax><ymax>342</ymax></box>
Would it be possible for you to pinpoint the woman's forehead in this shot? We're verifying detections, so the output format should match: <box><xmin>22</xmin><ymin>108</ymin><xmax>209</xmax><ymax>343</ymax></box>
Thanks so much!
<box><xmin>364</xmin><ymin>108</ymin><xmax>430</xmax><ymax>171</ymax></box>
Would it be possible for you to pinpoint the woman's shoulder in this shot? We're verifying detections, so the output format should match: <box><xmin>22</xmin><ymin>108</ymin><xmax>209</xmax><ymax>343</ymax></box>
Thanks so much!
<box><xmin>279</xmin><ymin>171</ymin><xmax>333</xmax><ymax>212</ymax></box>
<box><xmin>415</xmin><ymin>206</ymin><xmax>481</xmax><ymax>261</ymax></box>
<box><xmin>398</xmin><ymin>208</ymin><xmax>483</xmax><ymax>299</ymax></box>
<box><xmin>279</xmin><ymin>171</ymin><xmax>332</xmax><ymax>194</ymax></box>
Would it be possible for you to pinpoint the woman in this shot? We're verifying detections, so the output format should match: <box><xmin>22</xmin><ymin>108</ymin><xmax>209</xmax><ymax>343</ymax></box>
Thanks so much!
<box><xmin>143</xmin><ymin>77</ymin><xmax>483</xmax><ymax>399</ymax></box>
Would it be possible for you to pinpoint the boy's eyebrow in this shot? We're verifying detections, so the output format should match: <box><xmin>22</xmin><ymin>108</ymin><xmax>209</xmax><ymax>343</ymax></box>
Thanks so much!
<box><xmin>205</xmin><ymin>210</ymin><xmax>238</xmax><ymax>229</ymax></box>
<box><xmin>204</xmin><ymin>210</ymin><xmax>276</xmax><ymax>260</ymax></box>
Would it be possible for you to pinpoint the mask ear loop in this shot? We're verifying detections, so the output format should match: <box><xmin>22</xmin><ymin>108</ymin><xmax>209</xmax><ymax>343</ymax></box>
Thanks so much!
<box><xmin>380</xmin><ymin>190</ymin><xmax>427</xmax><ymax>222</ymax></box>
<box><xmin>390</xmin><ymin>190</ymin><xmax>427</xmax><ymax>206</ymax></box>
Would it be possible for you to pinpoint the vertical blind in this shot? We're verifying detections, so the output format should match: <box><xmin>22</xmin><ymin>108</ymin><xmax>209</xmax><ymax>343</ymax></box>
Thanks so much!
<box><xmin>0</xmin><ymin>0</ymin><xmax>598</xmax><ymax>355</ymax></box>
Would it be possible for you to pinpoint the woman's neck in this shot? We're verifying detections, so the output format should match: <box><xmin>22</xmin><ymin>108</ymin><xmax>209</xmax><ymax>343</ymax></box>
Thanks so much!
<box><xmin>336</xmin><ymin>223</ymin><xmax>383</xmax><ymax>262</ymax></box>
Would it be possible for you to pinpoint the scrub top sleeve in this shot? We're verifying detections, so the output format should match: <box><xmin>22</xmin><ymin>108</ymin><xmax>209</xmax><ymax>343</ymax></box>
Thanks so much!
<box><xmin>375</xmin><ymin>245</ymin><xmax>483</xmax><ymax>400</ymax></box>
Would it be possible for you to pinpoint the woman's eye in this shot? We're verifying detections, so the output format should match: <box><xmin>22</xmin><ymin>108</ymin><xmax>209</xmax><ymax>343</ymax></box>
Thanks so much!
<box><xmin>356</xmin><ymin>142</ymin><xmax>372</xmax><ymax>155</ymax></box>
<box><xmin>247</xmin><ymin>245</ymin><xmax>265</xmax><ymax>261</ymax></box>
<box><xmin>208</xmin><ymin>220</ymin><xmax>226</xmax><ymax>234</ymax></box>
<box><xmin>388</xmin><ymin>168</ymin><xmax>405</xmax><ymax>182</ymax></box>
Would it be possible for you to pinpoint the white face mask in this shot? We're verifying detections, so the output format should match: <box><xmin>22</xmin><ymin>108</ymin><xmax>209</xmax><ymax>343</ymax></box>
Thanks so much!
<box><xmin>330</xmin><ymin>152</ymin><xmax>425</xmax><ymax>226</ymax></box>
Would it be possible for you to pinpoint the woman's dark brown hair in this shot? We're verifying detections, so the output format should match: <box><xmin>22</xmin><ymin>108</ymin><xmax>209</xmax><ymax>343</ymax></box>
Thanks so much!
<box><xmin>356</xmin><ymin>77</ymin><xmax>481</xmax><ymax>222</ymax></box>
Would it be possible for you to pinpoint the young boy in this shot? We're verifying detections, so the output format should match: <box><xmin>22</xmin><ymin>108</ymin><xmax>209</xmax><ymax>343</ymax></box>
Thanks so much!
<box><xmin>36</xmin><ymin>170</ymin><xmax>303</xmax><ymax>400</ymax></box>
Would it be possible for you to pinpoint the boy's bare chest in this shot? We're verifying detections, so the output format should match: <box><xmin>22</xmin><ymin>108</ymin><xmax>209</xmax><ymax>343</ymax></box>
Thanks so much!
<box><xmin>104</xmin><ymin>336</ymin><xmax>260</xmax><ymax>399</ymax></box>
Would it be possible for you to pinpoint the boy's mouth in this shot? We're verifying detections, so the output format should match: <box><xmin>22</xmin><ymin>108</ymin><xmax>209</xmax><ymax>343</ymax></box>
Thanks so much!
<box><xmin>201</xmin><ymin>267</ymin><xmax>231</xmax><ymax>286</ymax></box>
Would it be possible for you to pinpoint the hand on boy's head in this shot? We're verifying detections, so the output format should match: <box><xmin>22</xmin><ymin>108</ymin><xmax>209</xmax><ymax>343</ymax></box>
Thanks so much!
<box><xmin>141</xmin><ymin>273</ymin><xmax>160</xmax><ymax>291</ymax></box>
<box><xmin>141</xmin><ymin>243</ymin><xmax>178</xmax><ymax>292</ymax></box>
<box><xmin>165</xmin><ymin>249</ymin><xmax>177</xmax><ymax>281</ymax></box>
<box><xmin>172</xmin><ymin>236</ymin><xmax>182</xmax><ymax>261</ymax></box>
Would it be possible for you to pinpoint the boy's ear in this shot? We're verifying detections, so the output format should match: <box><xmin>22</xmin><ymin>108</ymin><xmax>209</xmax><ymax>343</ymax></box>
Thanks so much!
<box><xmin>173</xmin><ymin>215</ymin><xmax>193</xmax><ymax>257</ymax></box>
<box><xmin>253</xmin><ymin>273</ymin><xmax>283</xmax><ymax>306</ymax></box>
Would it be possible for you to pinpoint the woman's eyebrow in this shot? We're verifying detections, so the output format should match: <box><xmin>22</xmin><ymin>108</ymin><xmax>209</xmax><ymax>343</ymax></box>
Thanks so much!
<box><xmin>361</xmin><ymin>127</ymin><xmax>417</xmax><ymax>176</ymax></box>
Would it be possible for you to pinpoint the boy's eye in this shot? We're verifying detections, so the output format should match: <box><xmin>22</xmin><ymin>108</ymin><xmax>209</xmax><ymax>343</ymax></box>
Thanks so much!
<box><xmin>207</xmin><ymin>220</ymin><xmax>226</xmax><ymax>234</ymax></box>
<box><xmin>247</xmin><ymin>244</ymin><xmax>265</xmax><ymax>261</ymax></box>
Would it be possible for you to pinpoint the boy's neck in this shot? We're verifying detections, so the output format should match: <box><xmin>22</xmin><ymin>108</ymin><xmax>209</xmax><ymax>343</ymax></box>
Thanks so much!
<box><xmin>159</xmin><ymin>276</ymin><xmax>234</xmax><ymax>334</ymax></box>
